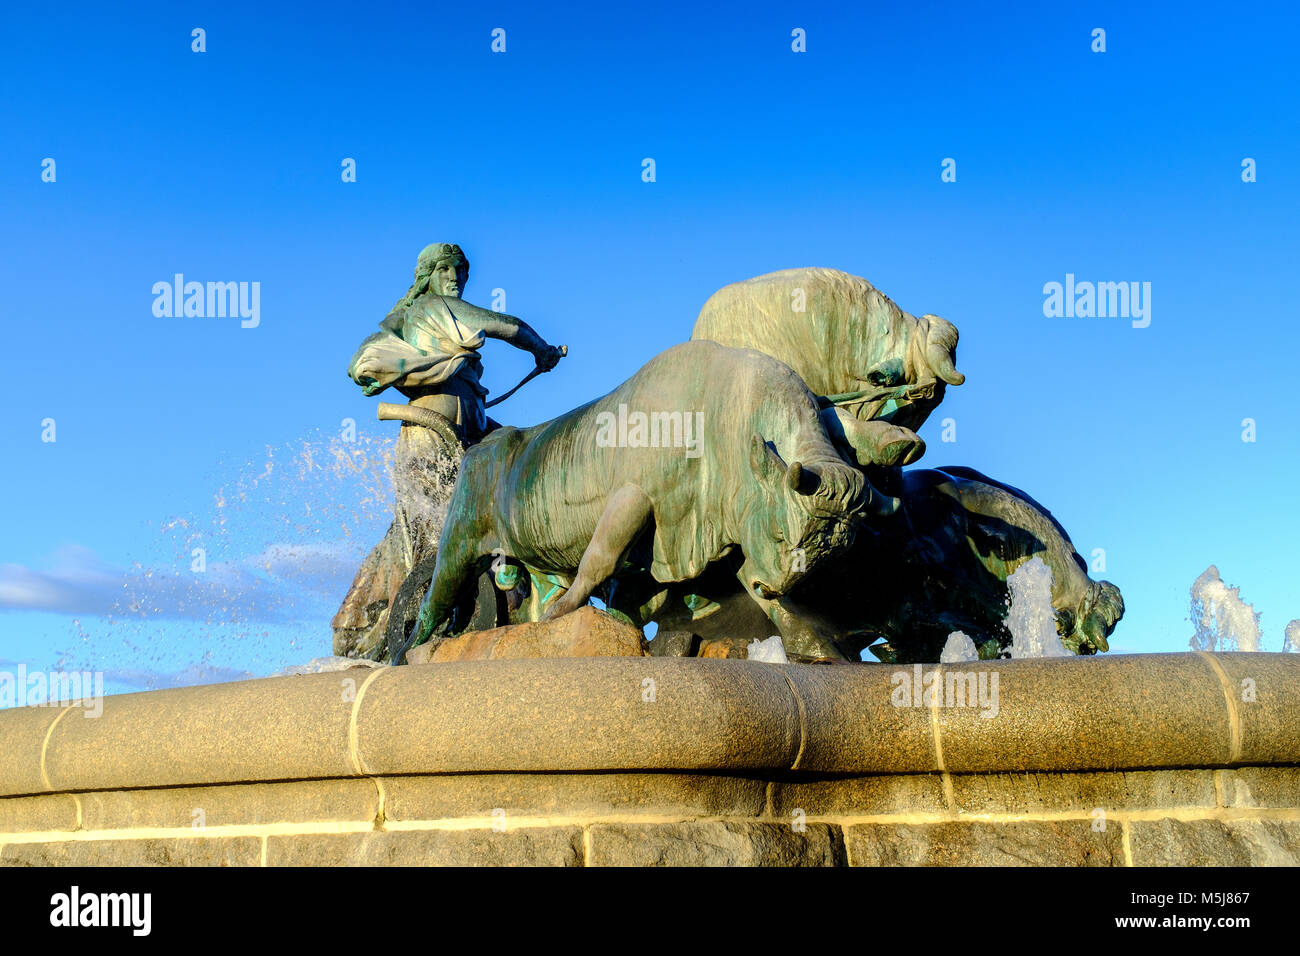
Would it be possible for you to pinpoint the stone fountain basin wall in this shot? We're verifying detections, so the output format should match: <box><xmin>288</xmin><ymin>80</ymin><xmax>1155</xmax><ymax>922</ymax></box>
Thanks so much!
<box><xmin>1</xmin><ymin>653</ymin><xmax>1297</xmax><ymax>866</ymax></box>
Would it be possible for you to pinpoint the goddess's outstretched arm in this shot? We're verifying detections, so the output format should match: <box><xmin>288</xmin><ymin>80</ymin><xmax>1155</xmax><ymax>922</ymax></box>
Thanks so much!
<box><xmin>452</xmin><ymin>300</ymin><xmax>562</xmax><ymax>368</ymax></box>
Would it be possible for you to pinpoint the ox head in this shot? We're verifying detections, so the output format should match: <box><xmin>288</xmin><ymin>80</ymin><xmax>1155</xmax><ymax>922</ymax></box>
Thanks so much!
<box><xmin>1056</xmin><ymin>580</ymin><xmax>1125</xmax><ymax>655</ymax></box>
<box><xmin>838</xmin><ymin>310</ymin><xmax>965</xmax><ymax>432</ymax></box>
<box><xmin>740</xmin><ymin>436</ymin><xmax>900</xmax><ymax>600</ymax></box>
<box><xmin>692</xmin><ymin>269</ymin><xmax>965</xmax><ymax>435</ymax></box>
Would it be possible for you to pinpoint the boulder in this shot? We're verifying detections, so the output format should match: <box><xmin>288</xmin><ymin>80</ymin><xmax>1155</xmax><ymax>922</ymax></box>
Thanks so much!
<box><xmin>406</xmin><ymin>606</ymin><xmax>649</xmax><ymax>663</ymax></box>
<box><xmin>697</xmin><ymin>636</ymin><xmax>752</xmax><ymax>659</ymax></box>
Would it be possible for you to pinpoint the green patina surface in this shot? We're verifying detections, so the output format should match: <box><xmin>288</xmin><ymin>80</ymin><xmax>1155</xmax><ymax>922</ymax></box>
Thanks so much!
<box><xmin>345</xmin><ymin>261</ymin><xmax>1124</xmax><ymax>665</ymax></box>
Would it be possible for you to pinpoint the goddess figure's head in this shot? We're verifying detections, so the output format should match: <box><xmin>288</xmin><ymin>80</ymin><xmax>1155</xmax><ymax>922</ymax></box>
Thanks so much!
<box><xmin>415</xmin><ymin>242</ymin><xmax>469</xmax><ymax>298</ymax></box>
<box><xmin>391</xmin><ymin>243</ymin><xmax>470</xmax><ymax>314</ymax></box>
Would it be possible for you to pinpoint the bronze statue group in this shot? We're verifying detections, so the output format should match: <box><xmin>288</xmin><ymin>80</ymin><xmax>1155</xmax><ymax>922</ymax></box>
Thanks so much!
<box><xmin>334</xmin><ymin>246</ymin><xmax>1123</xmax><ymax>666</ymax></box>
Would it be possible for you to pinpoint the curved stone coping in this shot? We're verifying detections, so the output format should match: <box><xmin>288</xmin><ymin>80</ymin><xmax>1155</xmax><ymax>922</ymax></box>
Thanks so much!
<box><xmin>0</xmin><ymin>653</ymin><xmax>1296</xmax><ymax>798</ymax></box>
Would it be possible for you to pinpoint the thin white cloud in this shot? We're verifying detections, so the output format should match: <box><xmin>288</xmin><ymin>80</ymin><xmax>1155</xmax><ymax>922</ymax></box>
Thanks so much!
<box><xmin>0</xmin><ymin>545</ymin><xmax>122</xmax><ymax>614</ymax></box>
<box><xmin>100</xmin><ymin>663</ymin><xmax>256</xmax><ymax>691</ymax></box>
<box><xmin>0</xmin><ymin>540</ymin><xmax>362</xmax><ymax>623</ymax></box>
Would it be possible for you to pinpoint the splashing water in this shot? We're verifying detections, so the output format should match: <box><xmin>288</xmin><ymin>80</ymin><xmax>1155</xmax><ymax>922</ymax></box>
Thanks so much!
<box><xmin>1004</xmin><ymin>556</ymin><xmax>1072</xmax><ymax>658</ymax></box>
<box><xmin>387</xmin><ymin>427</ymin><xmax>462</xmax><ymax>562</ymax></box>
<box><xmin>746</xmin><ymin>635</ymin><xmax>788</xmax><ymax>664</ymax></box>
<box><xmin>940</xmin><ymin>631</ymin><xmax>979</xmax><ymax>663</ymax></box>
<box><xmin>1285</xmin><ymin>620</ymin><xmax>1300</xmax><ymax>654</ymax></box>
<box><xmin>47</xmin><ymin>429</ymin><xmax>438</xmax><ymax>692</ymax></box>
<box><xmin>275</xmin><ymin>656</ymin><xmax>385</xmax><ymax>676</ymax></box>
<box><xmin>1189</xmin><ymin>565</ymin><xmax>1262</xmax><ymax>652</ymax></box>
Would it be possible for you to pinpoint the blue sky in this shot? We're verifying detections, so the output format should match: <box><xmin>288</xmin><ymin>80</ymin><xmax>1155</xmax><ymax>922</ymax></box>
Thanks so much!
<box><xmin>2</xmin><ymin>1</ymin><xmax>1298</xmax><ymax>693</ymax></box>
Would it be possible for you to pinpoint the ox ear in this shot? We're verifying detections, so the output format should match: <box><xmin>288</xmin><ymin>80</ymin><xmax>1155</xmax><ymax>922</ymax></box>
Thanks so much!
<box><xmin>749</xmin><ymin>435</ymin><xmax>788</xmax><ymax>485</ymax></box>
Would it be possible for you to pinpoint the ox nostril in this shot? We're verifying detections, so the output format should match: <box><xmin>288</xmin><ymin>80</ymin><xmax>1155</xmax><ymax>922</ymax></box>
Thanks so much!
<box><xmin>866</xmin><ymin>359</ymin><xmax>905</xmax><ymax>388</ymax></box>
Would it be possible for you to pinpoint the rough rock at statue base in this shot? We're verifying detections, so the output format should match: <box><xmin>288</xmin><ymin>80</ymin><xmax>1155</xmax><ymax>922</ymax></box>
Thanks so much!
<box><xmin>406</xmin><ymin>606</ymin><xmax>649</xmax><ymax>663</ymax></box>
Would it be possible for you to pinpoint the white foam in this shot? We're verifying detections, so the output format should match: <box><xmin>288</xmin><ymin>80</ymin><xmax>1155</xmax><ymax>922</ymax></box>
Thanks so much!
<box><xmin>747</xmin><ymin>635</ymin><xmax>789</xmax><ymax>664</ymax></box>
<box><xmin>940</xmin><ymin>631</ymin><xmax>979</xmax><ymax>663</ymax></box>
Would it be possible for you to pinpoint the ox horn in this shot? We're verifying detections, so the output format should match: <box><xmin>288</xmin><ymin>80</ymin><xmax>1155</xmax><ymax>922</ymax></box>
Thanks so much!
<box><xmin>860</xmin><ymin>480</ymin><xmax>901</xmax><ymax>518</ymax></box>
<box><xmin>788</xmin><ymin>461</ymin><xmax>899</xmax><ymax>519</ymax></box>
<box><xmin>923</xmin><ymin>314</ymin><xmax>966</xmax><ymax>386</ymax></box>
<box><xmin>786</xmin><ymin>461</ymin><xmax>841</xmax><ymax>518</ymax></box>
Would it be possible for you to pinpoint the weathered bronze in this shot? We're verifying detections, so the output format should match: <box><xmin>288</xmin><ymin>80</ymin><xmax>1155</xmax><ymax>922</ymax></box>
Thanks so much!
<box><xmin>393</xmin><ymin>341</ymin><xmax>897</xmax><ymax>663</ymax></box>
<box><xmin>341</xmin><ymin>258</ymin><xmax>1123</xmax><ymax>665</ymax></box>
<box><xmin>631</xmin><ymin>466</ymin><xmax>1124</xmax><ymax>662</ymax></box>
<box><xmin>693</xmin><ymin>267</ymin><xmax>963</xmax><ymax>469</ymax></box>
<box><xmin>681</xmin><ymin>268</ymin><xmax>1122</xmax><ymax>660</ymax></box>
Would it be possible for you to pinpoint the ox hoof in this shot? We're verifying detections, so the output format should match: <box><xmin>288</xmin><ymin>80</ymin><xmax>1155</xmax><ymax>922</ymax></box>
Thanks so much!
<box><xmin>541</xmin><ymin>602</ymin><xmax>576</xmax><ymax>623</ymax></box>
<box><xmin>781</xmin><ymin>630</ymin><xmax>850</xmax><ymax>663</ymax></box>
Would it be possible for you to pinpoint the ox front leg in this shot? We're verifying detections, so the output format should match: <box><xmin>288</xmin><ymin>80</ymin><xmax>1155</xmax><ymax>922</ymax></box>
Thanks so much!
<box><xmin>746</xmin><ymin>591</ymin><xmax>851</xmax><ymax>662</ymax></box>
<box><xmin>399</xmin><ymin>516</ymin><xmax>496</xmax><ymax>661</ymax></box>
<box><xmin>542</xmin><ymin>485</ymin><xmax>653</xmax><ymax>620</ymax></box>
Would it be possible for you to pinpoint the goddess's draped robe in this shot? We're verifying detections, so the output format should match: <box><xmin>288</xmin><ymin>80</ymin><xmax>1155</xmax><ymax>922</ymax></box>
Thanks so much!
<box><xmin>347</xmin><ymin>292</ymin><xmax>492</xmax><ymax>438</ymax></box>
